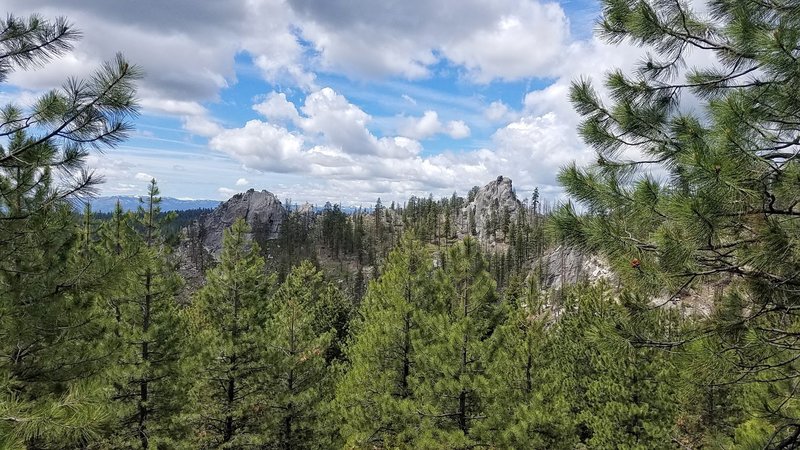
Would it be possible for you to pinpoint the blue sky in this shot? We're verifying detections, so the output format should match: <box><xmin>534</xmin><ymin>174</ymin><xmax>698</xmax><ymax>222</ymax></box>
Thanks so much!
<box><xmin>3</xmin><ymin>0</ymin><xmax>646</xmax><ymax>205</ymax></box>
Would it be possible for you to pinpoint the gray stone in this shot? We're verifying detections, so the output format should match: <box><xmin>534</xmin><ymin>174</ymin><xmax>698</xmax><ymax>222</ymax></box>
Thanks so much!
<box><xmin>534</xmin><ymin>245</ymin><xmax>614</xmax><ymax>290</ymax></box>
<box><xmin>459</xmin><ymin>175</ymin><xmax>522</xmax><ymax>242</ymax></box>
<box><xmin>197</xmin><ymin>188</ymin><xmax>287</xmax><ymax>258</ymax></box>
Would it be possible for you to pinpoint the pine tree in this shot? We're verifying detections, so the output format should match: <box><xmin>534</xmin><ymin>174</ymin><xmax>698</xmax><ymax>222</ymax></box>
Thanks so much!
<box><xmin>480</xmin><ymin>288</ymin><xmax>572</xmax><ymax>448</ymax></box>
<box><xmin>414</xmin><ymin>237</ymin><xmax>500</xmax><ymax>447</ymax></box>
<box><xmin>552</xmin><ymin>0</ymin><xmax>800</xmax><ymax>442</ymax></box>
<box><xmin>0</xmin><ymin>14</ymin><xmax>140</xmax><ymax>447</ymax></box>
<box><xmin>188</xmin><ymin>219</ymin><xmax>274</xmax><ymax>447</ymax></box>
<box><xmin>552</xmin><ymin>284</ymin><xmax>678</xmax><ymax>449</ymax></box>
<box><xmin>263</xmin><ymin>261</ymin><xmax>334</xmax><ymax>449</ymax></box>
<box><xmin>105</xmin><ymin>179</ymin><xmax>188</xmax><ymax>448</ymax></box>
<box><xmin>0</xmin><ymin>186</ymin><xmax>118</xmax><ymax>448</ymax></box>
<box><xmin>336</xmin><ymin>235</ymin><xmax>436</xmax><ymax>447</ymax></box>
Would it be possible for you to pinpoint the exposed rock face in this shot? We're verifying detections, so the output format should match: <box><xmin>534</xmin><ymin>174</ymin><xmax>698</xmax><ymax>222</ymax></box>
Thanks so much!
<box><xmin>197</xmin><ymin>189</ymin><xmax>287</xmax><ymax>258</ymax></box>
<box><xmin>535</xmin><ymin>245</ymin><xmax>614</xmax><ymax>290</ymax></box>
<box><xmin>534</xmin><ymin>246</ymin><xmax>716</xmax><ymax>318</ymax></box>
<box><xmin>460</xmin><ymin>175</ymin><xmax>523</xmax><ymax>242</ymax></box>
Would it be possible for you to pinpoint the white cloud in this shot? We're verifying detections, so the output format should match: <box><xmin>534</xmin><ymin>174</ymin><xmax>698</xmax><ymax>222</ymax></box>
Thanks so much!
<box><xmin>445</xmin><ymin>120</ymin><xmax>470</xmax><ymax>139</ymax></box>
<box><xmin>208</xmin><ymin>87</ymin><xmax>590</xmax><ymax>201</ymax></box>
<box><xmin>484</xmin><ymin>100</ymin><xmax>517</xmax><ymax>123</ymax></box>
<box><xmin>291</xmin><ymin>0</ymin><xmax>572</xmax><ymax>82</ymax></box>
<box><xmin>253</xmin><ymin>92</ymin><xmax>301</xmax><ymax>123</ymax></box>
<box><xmin>398</xmin><ymin>110</ymin><xmax>470</xmax><ymax>140</ymax></box>
<box><xmin>299</xmin><ymin>87</ymin><xmax>377</xmax><ymax>152</ymax></box>
<box><xmin>442</xmin><ymin>2</ymin><xmax>570</xmax><ymax>82</ymax></box>
<box><xmin>135</xmin><ymin>172</ymin><xmax>154</xmax><ymax>181</ymax></box>
<box><xmin>211</xmin><ymin>120</ymin><xmax>309</xmax><ymax>173</ymax></box>
<box><xmin>236</xmin><ymin>178</ymin><xmax>250</xmax><ymax>186</ymax></box>
<box><xmin>399</xmin><ymin>110</ymin><xmax>442</xmax><ymax>140</ymax></box>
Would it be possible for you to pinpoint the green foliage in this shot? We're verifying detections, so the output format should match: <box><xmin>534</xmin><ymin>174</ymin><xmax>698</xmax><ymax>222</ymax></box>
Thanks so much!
<box><xmin>263</xmin><ymin>261</ymin><xmax>335</xmax><ymax>449</ymax></box>
<box><xmin>412</xmin><ymin>238</ymin><xmax>500</xmax><ymax>447</ymax></box>
<box><xmin>336</xmin><ymin>234</ymin><xmax>435</xmax><ymax>447</ymax></box>
<box><xmin>102</xmin><ymin>179</ymin><xmax>189</xmax><ymax>448</ymax></box>
<box><xmin>0</xmin><ymin>13</ymin><xmax>140</xmax><ymax>447</ymax></box>
<box><xmin>480</xmin><ymin>287</ymin><xmax>571</xmax><ymax>448</ymax></box>
<box><xmin>554</xmin><ymin>286</ymin><xmax>679</xmax><ymax>449</ymax></box>
<box><xmin>188</xmin><ymin>219</ymin><xmax>275</xmax><ymax>447</ymax></box>
<box><xmin>555</xmin><ymin>0</ymin><xmax>800</xmax><ymax>443</ymax></box>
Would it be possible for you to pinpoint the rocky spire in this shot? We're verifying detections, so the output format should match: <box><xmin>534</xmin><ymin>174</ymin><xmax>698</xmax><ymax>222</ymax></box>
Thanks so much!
<box><xmin>198</xmin><ymin>189</ymin><xmax>287</xmax><ymax>258</ymax></box>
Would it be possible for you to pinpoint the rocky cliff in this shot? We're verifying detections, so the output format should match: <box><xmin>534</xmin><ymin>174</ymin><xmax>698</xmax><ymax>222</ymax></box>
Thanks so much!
<box><xmin>175</xmin><ymin>189</ymin><xmax>286</xmax><ymax>300</ymax></box>
<box><xmin>196</xmin><ymin>188</ymin><xmax>287</xmax><ymax>258</ymax></box>
<box><xmin>535</xmin><ymin>245</ymin><xmax>614</xmax><ymax>289</ymax></box>
<box><xmin>459</xmin><ymin>175</ymin><xmax>523</xmax><ymax>242</ymax></box>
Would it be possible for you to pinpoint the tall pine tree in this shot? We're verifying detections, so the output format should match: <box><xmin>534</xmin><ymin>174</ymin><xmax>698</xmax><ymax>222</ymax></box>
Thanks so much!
<box><xmin>188</xmin><ymin>218</ymin><xmax>274</xmax><ymax>447</ymax></box>
<box><xmin>105</xmin><ymin>179</ymin><xmax>188</xmax><ymax>448</ymax></box>
<box><xmin>336</xmin><ymin>234</ymin><xmax>436</xmax><ymax>447</ymax></box>
<box><xmin>414</xmin><ymin>237</ymin><xmax>500</xmax><ymax>447</ymax></box>
<box><xmin>0</xmin><ymin>14</ymin><xmax>140</xmax><ymax>447</ymax></box>
<box><xmin>552</xmin><ymin>0</ymin><xmax>800</xmax><ymax>443</ymax></box>
<box><xmin>264</xmin><ymin>261</ymin><xmax>334</xmax><ymax>449</ymax></box>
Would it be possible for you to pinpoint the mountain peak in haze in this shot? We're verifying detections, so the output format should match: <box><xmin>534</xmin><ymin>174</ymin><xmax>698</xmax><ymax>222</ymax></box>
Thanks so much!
<box><xmin>87</xmin><ymin>196</ymin><xmax>221</xmax><ymax>213</ymax></box>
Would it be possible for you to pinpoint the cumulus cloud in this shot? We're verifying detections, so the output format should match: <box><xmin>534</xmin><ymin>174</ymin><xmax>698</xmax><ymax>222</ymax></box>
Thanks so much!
<box><xmin>441</xmin><ymin>2</ymin><xmax>570</xmax><ymax>82</ymax></box>
<box><xmin>135</xmin><ymin>172</ymin><xmax>154</xmax><ymax>181</ymax></box>
<box><xmin>211</xmin><ymin>121</ymin><xmax>309</xmax><ymax>173</ymax></box>
<box><xmin>254</xmin><ymin>92</ymin><xmax>301</xmax><ymax>123</ymax></box>
<box><xmin>445</xmin><ymin>120</ymin><xmax>470</xmax><ymax>139</ymax></box>
<box><xmin>209</xmin><ymin>87</ymin><xmax>591</xmax><ymax>200</ymax></box>
<box><xmin>484</xmin><ymin>100</ymin><xmax>517</xmax><ymax>123</ymax></box>
<box><xmin>236</xmin><ymin>178</ymin><xmax>250</xmax><ymax>186</ymax></box>
<box><xmin>290</xmin><ymin>0</ymin><xmax>571</xmax><ymax>82</ymax></box>
<box><xmin>399</xmin><ymin>111</ymin><xmax>442</xmax><ymax>140</ymax></box>
<box><xmin>398</xmin><ymin>111</ymin><xmax>471</xmax><ymax>140</ymax></box>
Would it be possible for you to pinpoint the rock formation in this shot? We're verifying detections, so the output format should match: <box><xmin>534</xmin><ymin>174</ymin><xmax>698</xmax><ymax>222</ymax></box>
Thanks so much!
<box><xmin>459</xmin><ymin>175</ymin><xmax>523</xmax><ymax>242</ymax></box>
<box><xmin>534</xmin><ymin>245</ymin><xmax>614</xmax><ymax>290</ymax></box>
<box><xmin>174</xmin><ymin>189</ymin><xmax>285</xmax><ymax>300</ymax></box>
<box><xmin>194</xmin><ymin>188</ymin><xmax>287</xmax><ymax>258</ymax></box>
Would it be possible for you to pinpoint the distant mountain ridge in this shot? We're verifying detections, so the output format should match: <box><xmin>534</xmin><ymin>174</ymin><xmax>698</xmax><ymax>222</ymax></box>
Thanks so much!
<box><xmin>86</xmin><ymin>196</ymin><xmax>221</xmax><ymax>213</ymax></box>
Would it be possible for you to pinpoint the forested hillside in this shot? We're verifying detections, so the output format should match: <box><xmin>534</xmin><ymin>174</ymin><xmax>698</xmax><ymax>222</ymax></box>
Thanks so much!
<box><xmin>2</xmin><ymin>1</ymin><xmax>799</xmax><ymax>448</ymax></box>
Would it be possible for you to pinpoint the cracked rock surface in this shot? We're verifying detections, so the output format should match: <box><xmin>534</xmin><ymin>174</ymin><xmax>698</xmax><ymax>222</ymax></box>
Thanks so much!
<box><xmin>198</xmin><ymin>188</ymin><xmax>287</xmax><ymax>258</ymax></box>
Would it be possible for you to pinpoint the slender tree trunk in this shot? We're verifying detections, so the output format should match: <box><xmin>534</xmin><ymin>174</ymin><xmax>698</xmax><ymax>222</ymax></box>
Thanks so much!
<box><xmin>525</xmin><ymin>352</ymin><xmax>533</xmax><ymax>395</ymax></box>
<box><xmin>224</xmin><ymin>370</ymin><xmax>235</xmax><ymax>443</ymax></box>
<box><xmin>224</xmin><ymin>285</ymin><xmax>240</xmax><ymax>443</ymax></box>
<box><xmin>401</xmin><ymin>313</ymin><xmax>411</xmax><ymax>398</ymax></box>
<box><xmin>458</xmin><ymin>279</ymin><xmax>468</xmax><ymax>434</ymax></box>
<box><xmin>138</xmin><ymin>269</ymin><xmax>152</xmax><ymax>449</ymax></box>
<box><xmin>401</xmin><ymin>279</ymin><xmax>413</xmax><ymax>398</ymax></box>
<box><xmin>283</xmin><ymin>303</ymin><xmax>297</xmax><ymax>450</ymax></box>
<box><xmin>284</xmin><ymin>370</ymin><xmax>293</xmax><ymax>450</ymax></box>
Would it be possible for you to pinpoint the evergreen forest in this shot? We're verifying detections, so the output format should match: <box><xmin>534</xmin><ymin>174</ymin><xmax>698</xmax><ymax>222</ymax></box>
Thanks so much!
<box><xmin>2</xmin><ymin>1</ymin><xmax>800</xmax><ymax>448</ymax></box>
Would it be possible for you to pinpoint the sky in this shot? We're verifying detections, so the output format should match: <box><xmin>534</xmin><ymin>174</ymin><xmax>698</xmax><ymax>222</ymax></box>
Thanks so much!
<box><xmin>2</xmin><ymin>0</ymin><xmax>650</xmax><ymax>205</ymax></box>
